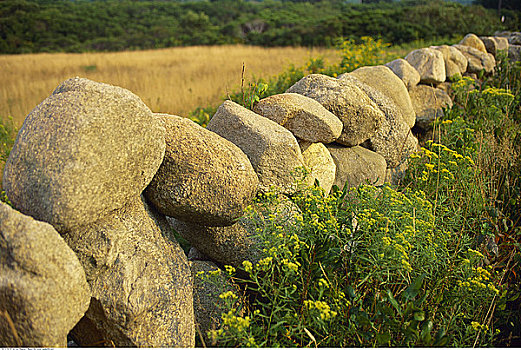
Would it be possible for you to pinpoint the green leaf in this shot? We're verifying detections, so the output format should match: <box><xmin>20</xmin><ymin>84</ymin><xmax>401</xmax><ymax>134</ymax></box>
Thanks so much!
<box><xmin>376</xmin><ymin>331</ymin><xmax>391</xmax><ymax>346</ymax></box>
<box><xmin>413</xmin><ymin>311</ymin><xmax>425</xmax><ymax>321</ymax></box>
<box><xmin>404</xmin><ymin>273</ymin><xmax>426</xmax><ymax>301</ymax></box>
<box><xmin>386</xmin><ymin>289</ymin><xmax>402</xmax><ymax>317</ymax></box>
<box><xmin>421</xmin><ymin>320</ymin><xmax>433</xmax><ymax>344</ymax></box>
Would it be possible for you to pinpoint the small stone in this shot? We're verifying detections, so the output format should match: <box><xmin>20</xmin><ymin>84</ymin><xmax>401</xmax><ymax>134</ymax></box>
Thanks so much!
<box><xmin>207</xmin><ymin>101</ymin><xmax>305</xmax><ymax>194</ymax></box>
<box><xmin>385</xmin><ymin>58</ymin><xmax>421</xmax><ymax>90</ymax></box>
<box><xmin>459</xmin><ymin>33</ymin><xmax>487</xmax><ymax>53</ymax></box>
<box><xmin>453</xmin><ymin>45</ymin><xmax>496</xmax><ymax>74</ymax></box>
<box><xmin>301</xmin><ymin>142</ymin><xmax>336</xmax><ymax>194</ymax></box>
<box><xmin>430</xmin><ymin>45</ymin><xmax>468</xmax><ymax>80</ymax></box>
<box><xmin>253</xmin><ymin>93</ymin><xmax>343</xmax><ymax>143</ymax></box>
<box><xmin>405</xmin><ymin>48</ymin><xmax>446</xmax><ymax>85</ymax></box>
<box><xmin>326</xmin><ymin>144</ymin><xmax>387</xmax><ymax>189</ymax></box>
<box><xmin>287</xmin><ymin>74</ymin><xmax>385</xmax><ymax>146</ymax></box>
<box><xmin>409</xmin><ymin>85</ymin><xmax>453</xmax><ymax>131</ymax></box>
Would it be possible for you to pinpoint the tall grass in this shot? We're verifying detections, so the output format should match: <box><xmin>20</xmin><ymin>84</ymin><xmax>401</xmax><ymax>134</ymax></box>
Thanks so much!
<box><xmin>0</xmin><ymin>45</ymin><xmax>340</xmax><ymax>126</ymax></box>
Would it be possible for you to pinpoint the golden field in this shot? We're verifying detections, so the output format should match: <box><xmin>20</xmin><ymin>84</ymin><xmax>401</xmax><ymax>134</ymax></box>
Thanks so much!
<box><xmin>0</xmin><ymin>45</ymin><xmax>340</xmax><ymax>127</ymax></box>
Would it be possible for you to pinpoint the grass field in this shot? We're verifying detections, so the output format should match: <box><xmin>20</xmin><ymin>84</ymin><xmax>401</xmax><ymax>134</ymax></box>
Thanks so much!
<box><xmin>0</xmin><ymin>45</ymin><xmax>340</xmax><ymax>127</ymax></box>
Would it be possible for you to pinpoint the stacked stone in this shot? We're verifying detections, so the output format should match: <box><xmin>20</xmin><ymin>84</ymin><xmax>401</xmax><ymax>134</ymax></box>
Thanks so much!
<box><xmin>1</xmin><ymin>32</ymin><xmax>519</xmax><ymax>347</ymax></box>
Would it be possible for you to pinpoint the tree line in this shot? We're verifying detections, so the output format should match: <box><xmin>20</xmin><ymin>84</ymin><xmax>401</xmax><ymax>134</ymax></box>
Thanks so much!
<box><xmin>0</xmin><ymin>0</ymin><xmax>520</xmax><ymax>54</ymax></box>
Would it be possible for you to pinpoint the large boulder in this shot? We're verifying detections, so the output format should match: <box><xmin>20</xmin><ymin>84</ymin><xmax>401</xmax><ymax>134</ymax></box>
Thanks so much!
<box><xmin>65</xmin><ymin>196</ymin><xmax>194</xmax><ymax>347</ymax></box>
<box><xmin>348</xmin><ymin>65</ymin><xmax>416</xmax><ymax>128</ymax></box>
<box><xmin>409</xmin><ymin>85</ymin><xmax>453</xmax><ymax>131</ymax></box>
<box><xmin>459</xmin><ymin>33</ymin><xmax>487</xmax><ymax>53</ymax></box>
<box><xmin>0</xmin><ymin>202</ymin><xmax>90</xmax><ymax>347</ymax></box>
<box><xmin>431</xmin><ymin>45</ymin><xmax>468</xmax><ymax>80</ymax></box>
<box><xmin>206</xmin><ymin>101</ymin><xmax>305</xmax><ymax>194</ymax></box>
<box><xmin>286</xmin><ymin>74</ymin><xmax>385</xmax><ymax>146</ymax></box>
<box><xmin>2</xmin><ymin>78</ymin><xmax>165</xmax><ymax>233</ymax></box>
<box><xmin>338</xmin><ymin>74</ymin><xmax>418</xmax><ymax>168</ymax></box>
<box><xmin>145</xmin><ymin>114</ymin><xmax>258</xmax><ymax>227</ymax></box>
<box><xmin>326</xmin><ymin>145</ymin><xmax>387</xmax><ymax>189</ymax></box>
<box><xmin>253</xmin><ymin>93</ymin><xmax>343</xmax><ymax>143</ymax></box>
<box><xmin>299</xmin><ymin>141</ymin><xmax>336</xmax><ymax>194</ymax></box>
<box><xmin>385</xmin><ymin>58</ymin><xmax>421</xmax><ymax>90</ymax></box>
<box><xmin>405</xmin><ymin>48</ymin><xmax>446</xmax><ymax>85</ymax></box>
<box><xmin>453</xmin><ymin>45</ymin><xmax>496</xmax><ymax>74</ymax></box>
<box><xmin>170</xmin><ymin>195</ymin><xmax>301</xmax><ymax>268</ymax></box>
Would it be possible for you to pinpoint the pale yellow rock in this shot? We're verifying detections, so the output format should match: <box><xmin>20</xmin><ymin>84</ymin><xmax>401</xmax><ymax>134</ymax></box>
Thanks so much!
<box><xmin>349</xmin><ymin>65</ymin><xmax>416</xmax><ymax>128</ymax></box>
<box><xmin>287</xmin><ymin>74</ymin><xmax>385</xmax><ymax>146</ymax></box>
<box><xmin>253</xmin><ymin>93</ymin><xmax>343</xmax><ymax>143</ymax></box>
<box><xmin>405</xmin><ymin>48</ymin><xmax>446</xmax><ymax>85</ymax></box>
<box><xmin>459</xmin><ymin>33</ymin><xmax>487</xmax><ymax>54</ymax></box>
<box><xmin>301</xmin><ymin>142</ymin><xmax>336</xmax><ymax>194</ymax></box>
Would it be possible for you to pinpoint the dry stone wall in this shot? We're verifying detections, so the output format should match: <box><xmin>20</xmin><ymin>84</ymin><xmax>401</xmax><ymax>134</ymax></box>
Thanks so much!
<box><xmin>0</xmin><ymin>32</ymin><xmax>519</xmax><ymax>347</ymax></box>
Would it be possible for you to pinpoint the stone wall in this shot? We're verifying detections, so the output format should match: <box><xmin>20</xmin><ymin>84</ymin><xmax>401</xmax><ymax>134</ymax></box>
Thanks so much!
<box><xmin>1</xmin><ymin>32</ymin><xmax>519</xmax><ymax>347</ymax></box>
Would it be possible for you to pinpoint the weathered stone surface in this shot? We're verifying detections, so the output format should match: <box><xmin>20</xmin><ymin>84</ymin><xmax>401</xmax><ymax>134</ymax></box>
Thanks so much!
<box><xmin>385</xmin><ymin>160</ymin><xmax>410</xmax><ymax>186</ymax></box>
<box><xmin>509</xmin><ymin>45</ymin><xmax>521</xmax><ymax>62</ymax></box>
<box><xmin>253</xmin><ymin>93</ymin><xmax>343</xmax><ymax>143</ymax></box>
<box><xmin>326</xmin><ymin>145</ymin><xmax>387</xmax><ymax>189</ymax></box>
<box><xmin>2</xmin><ymin>78</ymin><xmax>165</xmax><ymax>233</ymax></box>
<box><xmin>338</xmin><ymin>75</ymin><xmax>419</xmax><ymax>167</ymax></box>
<box><xmin>65</xmin><ymin>196</ymin><xmax>194</xmax><ymax>348</ymax></box>
<box><xmin>480</xmin><ymin>36</ymin><xmax>501</xmax><ymax>57</ymax></box>
<box><xmin>459</xmin><ymin>33</ymin><xmax>487</xmax><ymax>53</ymax></box>
<box><xmin>409</xmin><ymin>85</ymin><xmax>453</xmax><ymax>131</ymax></box>
<box><xmin>493</xmin><ymin>36</ymin><xmax>509</xmax><ymax>51</ymax></box>
<box><xmin>431</xmin><ymin>45</ymin><xmax>468</xmax><ymax>80</ymax></box>
<box><xmin>385</xmin><ymin>58</ymin><xmax>421</xmax><ymax>90</ymax></box>
<box><xmin>191</xmin><ymin>261</ymin><xmax>239</xmax><ymax>346</ymax></box>
<box><xmin>207</xmin><ymin>101</ymin><xmax>305</xmax><ymax>194</ymax></box>
<box><xmin>495</xmin><ymin>31</ymin><xmax>521</xmax><ymax>45</ymax></box>
<box><xmin>286</xmin><ymin>74</ymin><xmax>385</xmax><ymax>146</ymax></box>
<box><xmin>348</xmin><ymin>65</ymin><xmax>416</xmax><ymax>128</ymax></box>
<box><xmin>405</xmin><ymin>48</ymin><xmax>446</xmax><ymax>85</ymax></box>
<box><xmin>169</xmin><ymin>196</ymin><xmax>301</xmax><ymax>268</ymax></box>
<box><xmin>300</xmin><ymin>142</ymin><xmax>336</xmax><ymax>194</ymax></box>
<box><xmin>145</xmin><ymin>114</ymin><xmax>258</xmax><ymax>227</ymax></box>
<box><xmin>453</xmin><ymin>45</ymin><xmax>496</xmax><ymax>74</ymax></box>
<box><xmin>0</xmin><ymin>202</ymin><xmax>90</xmax><ymax>347</ymax></box>
<box><xmin>188</xmin><ymin>247</ymin><xmax>210</xmax><ymax>261</ymax></box>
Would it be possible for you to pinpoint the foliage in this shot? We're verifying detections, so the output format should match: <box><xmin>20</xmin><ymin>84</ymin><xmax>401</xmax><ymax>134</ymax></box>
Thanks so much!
<box><xmin>0</xmin><ymin>0</ymin><xmax>518</xmax><ymax>54</ymax></box>
<box><xmin>222</xmin><ymin>37</ymin><xmax>397</xmax><ymax>112</ymax></box>
<box><xmin>199</xmin><ymin>48</ymin><xmax>521</xmax><ymax>348</ymax></box>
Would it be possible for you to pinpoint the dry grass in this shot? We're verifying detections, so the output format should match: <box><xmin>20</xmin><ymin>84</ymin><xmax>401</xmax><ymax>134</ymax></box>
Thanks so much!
<box><xmin>0</xmin><ymin>45</ymin><xmax>340</xmax><ymax>127</ymax></box>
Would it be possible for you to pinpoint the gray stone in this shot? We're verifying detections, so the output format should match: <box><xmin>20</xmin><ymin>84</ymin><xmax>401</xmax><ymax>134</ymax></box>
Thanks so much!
<box><xmin>459</xmin><ymin>33</ymin><xmax>487</xmax><ymax>53</ymax></box>
<box><xmin>453</xmin><ymin>45</ymin><xmax>496</xmax><ymax>74</ymax></box>
<box><xmin>431</xmin><ymin>45</ymin><xmax>468</xmax><ymax>80</ymax></box>
<box><xmin>405</xmin><ymin>48</ymin><xmax>446</xmax><ymax>85</ymax></box>
<box><xmin>191</xmin><ymin>261</ymin><xmax>240</xmax><ymax>346</ymax></box>
<box><xmin>508</xmin><ymin>45</ymin><xmax>521</xmax><ymax>62</ymax></box>
<box><xmin>2</xmin><ymin>78</ymin><xmax>165</xmax><ymax>233</ymax></box>
<box><xmin>326</xmin><ymin>144</ymin><xmax>387</xmax><ymax>189</ymax></box>
<box><xmin>348</xmin><ymin>65</ymin><xmax>416</xmax><ymax>128</ymax></box>
<box><xmin>338</xmin><ymin>74</ymin><xmax>419</xmax><ymax>168</ymax></box>
<box><xmin>480</xmin><ymin>36</ymin><xmax>500</xmax><ymax>57</ymax></box>
<box><xmin>286</xmin><ymin>74</ymin><xmax>385</xmax><ymax>146</ymax></box>
<box><xmin>253</xmin><ymin>93</ymin><xmax>343</xmax><ymax>143</ymax></box>
<box><xmin>188</xmin><ymin>247</ymin><xmax>211</xmax><ymax>261</ymax></box>
<box><xmin>65</xmin><ymin>196</ymin><xmax>194</xmax><ymax>347</ymax></box>
<box><xmin>493</xmin><ymin>36</ymin><xmax>509</xmax><ymax>52</ymax></box>
<box><xmin>300</xmin><ymin>142</ymin><xmax>336</xmax><ymax>194</ymax></box>
<box><xmin>169</xmin><ymin>195</ymin><xmax>301</xmax><ymax>268</ymax></box>
<box><xmin>385</xmin><ymin>58</ymin><xmax>421</xmax><ymax>90</ymax></box>
<box><xmin>145</xmin><ymin>114</ymin><xmax>258</xmax><ymax>227</ymax></box>
<box><xmin>385</xmin><ymin>160</ymin><xmax>410</xmax><ymax>186</ymax></box>
<box><xmin>207</xmin><ymin>101</ymin><xmax>305</xmax><ymax>194</ymax></box>
<box><xmin>409</xmin><ymin>85</ymin><xmax>453</xmax><ymax>131</ymax></box>
<box><xmin>0</xmin><ymin>202</ymin><xmax>90</xmax><ymax>347</ymax></box>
